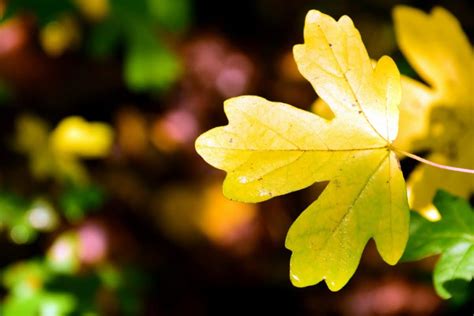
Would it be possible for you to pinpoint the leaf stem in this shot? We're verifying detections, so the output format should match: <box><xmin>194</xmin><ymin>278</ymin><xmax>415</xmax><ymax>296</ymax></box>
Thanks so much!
<box><xmin>392</xmin><ymin>147</ymin><xmax>474</xmax><ymax>174</ymax></box>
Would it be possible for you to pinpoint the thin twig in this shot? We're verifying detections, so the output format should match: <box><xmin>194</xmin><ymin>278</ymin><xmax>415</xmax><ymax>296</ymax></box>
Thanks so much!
<box><xmin>392</xmin><ymin>147</ymin><xmax>474</xmax><ymax>174</ymax></box>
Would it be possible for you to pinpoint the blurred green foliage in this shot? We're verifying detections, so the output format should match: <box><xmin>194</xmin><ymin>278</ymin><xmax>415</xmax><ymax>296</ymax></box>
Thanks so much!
<box><xmin>2</xmin><ymin>0</ymin><xmax>75</xmax><ymax>26</ymax></box>
<box><xmin>122</xmin><ymin>20</ymin><xmax>181</xmax><ymax>92</ymax></box>
<box><xmin>0</xmin><ymin>259</ymin><xmax>148</xmax><ymax>316</ymax></box>
<box><xmin>1</xmin><ymin>260</ymin><xmax>76</xmax><ymax>316</ymax></box>
<box><xmin>0</xmin><ymin>183</ymin><xmax>104</xmax><ymax>243</ymax></box>
<box><xmin>60</xmin><ymin>183</ymin><xmax>104</xmax><ymax>222</ymax></box>
<box><xmin>149</xmin><ymin>0</ymin><xmax>191</xmax><ymax>32</ymax></box>
<box><xmin>0</xmin><ymin>192</ymin><xmax>43</xmax><ymax>244</ymax></box>
<box><xmin>0</xmin><ymin>191</ymin><xmax>58</xmax><ymax>244</ymax></box>
<box><xmin>88</xmin><ymin>0</ymin><xmax>191</xmax><ymax>92</ymax></box>
<box><xmin>2</xmin><ymin>0</ymin><xmax>192</xmax><ymax>92</ymax></box>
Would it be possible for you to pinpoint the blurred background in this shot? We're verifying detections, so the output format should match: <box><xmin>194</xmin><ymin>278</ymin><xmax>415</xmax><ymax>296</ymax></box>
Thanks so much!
<box><xmin>0</xmin><ymin>0</ymin><xmax>472</xmax><ymax>315</ymax></box>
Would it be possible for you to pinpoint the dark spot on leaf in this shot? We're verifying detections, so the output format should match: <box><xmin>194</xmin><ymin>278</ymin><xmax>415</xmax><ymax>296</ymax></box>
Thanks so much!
<box><xmin>229</xmin><ymin>138</ymin><xmax>233</xmax><ymax>143</ymax></box>
<box><xmin>358</xmin><ymin>110</ymin><xmax>362</xmax><ymax>114</ymax></box>
<box><xmin>329</xmin><ymin>43</ymin><xmax>333</xmax><ymax>47</ymax></box>
<box><xmin>257</xmin><ymin>177</ymin><xmax>263</xmax><ymax>181</ymax></box>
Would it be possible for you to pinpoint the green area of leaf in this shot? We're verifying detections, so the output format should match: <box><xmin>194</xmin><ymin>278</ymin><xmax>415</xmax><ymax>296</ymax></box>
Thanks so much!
<box><xmin>402</xmin><ymin>190</ymin><xmax>474</xmax><ymax>300</ymax></box>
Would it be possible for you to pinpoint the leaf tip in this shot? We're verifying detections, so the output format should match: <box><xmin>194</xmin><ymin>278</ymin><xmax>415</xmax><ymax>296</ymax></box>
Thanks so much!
<box><xmin>384</xmin><ymin>254</ymin><xmax>402</xmax><ymax>266</ymax></box>
<box><xmin>305</xmin><ymin>9</ymin><xmax>322</xmax><ymax>24</ymax></box>
<box><xmin>289</xmin><ymin>271</ymin><xmax>305</xmax><ymax>288</ymax></box>
<box><xmin>337</xmin><ymin>14</ymin><xmax>354</xmax><ymax>27</ymax></box>
<box><xmin>392</xmin><ymin>5</ymin><xmax>420</xmax><ymax>21</ymax></box>
<box><xmin>325</xmin><ymin>278</ymin><xmax>346</xmax><ymax>292</ymax></box>
<box><xmin>431</xmin><ymin>6</ymin><xmax>455</xmax><ymax>21</ymax></box>
<box><xmin>378</xmin><ymin>240</ymin><xmax>405</xmax><ymax>266</ymax></box>
<box><xmin>194</xmin><ymin>132</ymin><xmax>210</xmax><ymax>154</ymax></box>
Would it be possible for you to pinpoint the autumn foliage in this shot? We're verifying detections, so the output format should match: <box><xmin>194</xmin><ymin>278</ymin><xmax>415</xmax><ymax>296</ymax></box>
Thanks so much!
<box><xmin>196</xmin><ymin>7</ymin><xmax>473</xmax><ymax>296</ymax></box>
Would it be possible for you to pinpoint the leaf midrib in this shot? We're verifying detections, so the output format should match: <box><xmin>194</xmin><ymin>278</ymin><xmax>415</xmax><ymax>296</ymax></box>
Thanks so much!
<box><xmin>315</xmin><ymin>21</ymin><xmax>389</xmax><ymax>143</ymax></box>
<box><xmin>308</xmin><ymin>150</ymin><xmax>389</xmax><ymax>254</ymax></box>
<box><xmin>199</xmin><ymin>145</ymin><xmax>388</xmax><ymax>152</ymax></box>
<box><xmin>449</xmin><ymin>244</ymin><xmax>473</xmax><ymax>281</ymax></box>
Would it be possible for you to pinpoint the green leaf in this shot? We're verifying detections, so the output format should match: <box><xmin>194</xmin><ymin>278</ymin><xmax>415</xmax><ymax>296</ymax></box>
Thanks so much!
<box><xmin>402</xmin><ymin>190</ymin><xmax>474</xmax><ymax>299</ymax></box>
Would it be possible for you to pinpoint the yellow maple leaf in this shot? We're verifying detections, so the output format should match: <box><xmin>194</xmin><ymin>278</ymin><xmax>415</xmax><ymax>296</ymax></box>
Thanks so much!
<box><xmin>195</xmin><ymin>10</ymin><xmax>409</xmax><ymax>290</ymax></box>
<box><xmin>393</xmin><ymin>6</ymin><xmax>474</xmax><ymax>219</ymax></box>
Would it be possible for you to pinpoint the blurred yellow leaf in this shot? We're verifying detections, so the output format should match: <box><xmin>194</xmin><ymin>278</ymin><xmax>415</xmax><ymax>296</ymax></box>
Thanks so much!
<box><xmin>15</xmin><ymin>115</ymin><xmax>113</xmax><ymax>183</ymax></box>
<box><xmin>40</xmin><ymin>15</ymin><xmax>80</xmax><ymax>57</ymax></box>
<box><xmin>15</xmin><ymin>115</ymin><xmax>83</xmax><ymax>182</ymax></box>
<box><xmin>50</xmin><ymin>116</ymin><xmax>114</xmax><ymax>158</ymax></box>
<box><xmin>393</xmin><ymin>6</ymin><xmax>474</xmax><ymax>218</ymax></box>
<box><xmin>15</xmin><ymin>115</ymin><xmax>50</xmax><ymax>154</ymax></box>
<box><xmin>74</xmin><ymin>0</ymin><xmax>109</xmax><ymax>21</ymax></box>
<box><xmin>393</xmin><ymin>76</ymin><xmax>434</xmax><ymax>152</ymax></box>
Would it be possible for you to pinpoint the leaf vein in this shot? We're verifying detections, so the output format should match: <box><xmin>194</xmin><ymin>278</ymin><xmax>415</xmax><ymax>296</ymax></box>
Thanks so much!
<box><xmin>316</xmin><ymin>151</ymin><xmax>389</xmax><ymax>252</ymax></box>
<box><xmin>315</xmin><ymin>22</ymin><xmax>387</xmax><ymax>142</ymax></box>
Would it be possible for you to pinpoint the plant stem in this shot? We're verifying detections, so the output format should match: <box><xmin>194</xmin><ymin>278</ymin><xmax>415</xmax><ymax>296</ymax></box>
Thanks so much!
<box><xmin>392</xmin><ymin>148</ymin><xmax>474</xmax><ymax>174</ymax></box>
